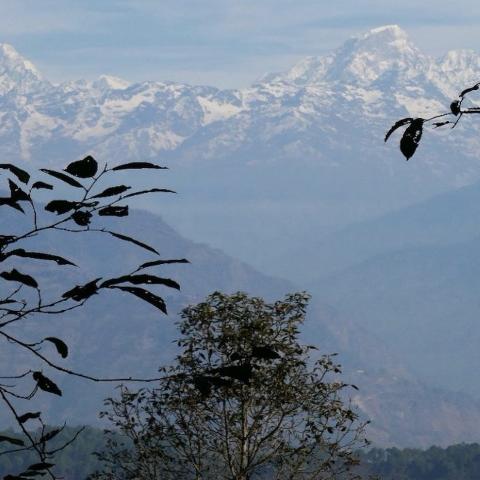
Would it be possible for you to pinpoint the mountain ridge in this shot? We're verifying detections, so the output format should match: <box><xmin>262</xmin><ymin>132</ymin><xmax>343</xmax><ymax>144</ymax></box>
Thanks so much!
<box><xmin>1</xmin><ymin>25</ymin><xmax>479</xmax><ymax>167</ymax></box>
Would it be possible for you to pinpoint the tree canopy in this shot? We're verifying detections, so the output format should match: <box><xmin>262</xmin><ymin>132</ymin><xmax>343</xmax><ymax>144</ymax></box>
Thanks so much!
<box><xmin>97</xmin><ymin>291</ymin><xmax>368</xmax><ymax>480</ymax></box>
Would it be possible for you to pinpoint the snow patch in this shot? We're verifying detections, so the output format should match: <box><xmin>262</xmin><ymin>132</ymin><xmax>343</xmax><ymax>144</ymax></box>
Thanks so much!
<box><xmin>197</xmin><ymin>97</ymin><xmax>242</xmax><ymax>125</ymax></box>
<box><xmin>395</xmin><ymin>94</ymin><xmax>445</xmax><ymax>117</ymax></box>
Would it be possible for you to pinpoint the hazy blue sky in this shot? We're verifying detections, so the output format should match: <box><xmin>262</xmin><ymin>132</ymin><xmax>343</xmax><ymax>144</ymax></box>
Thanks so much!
<box><xmin>2</xmin><ymin>0</ymin><xmax>480</xmax><ymax>88</ymax></box>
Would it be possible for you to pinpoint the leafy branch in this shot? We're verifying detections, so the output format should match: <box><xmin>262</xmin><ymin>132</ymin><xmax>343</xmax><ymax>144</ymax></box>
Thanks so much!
<box><xmin>385</xmin><ymin>81</ymin><xmax>480</xmax><ymax>159</ymax></box>
<box><xmin>0</xmin><ymin>155</ymin><xmax>188</xmax><ymax>478</ymax></box>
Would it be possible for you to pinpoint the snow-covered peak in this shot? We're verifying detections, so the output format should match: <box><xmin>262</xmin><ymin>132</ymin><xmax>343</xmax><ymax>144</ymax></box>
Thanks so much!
<box><xmin>265</xmin><ymin>25</ymin><xmax>426</xmax><ymax>87</ymax></box>
<box><xmin>355</xmin><ymin>24</ymin><xmax>414</xmax><ymax>55</ymax></box>
<box><xmin>324</xmin><ymin>25</ymin><xmax>425</xmax><ymax>85</ymax></box>
<box><xmin>94</xmin><ymin>74</ymin><xmax>131</xmax><ymax>91</ymax></box>
<box><xmin>0</xmin><ymin>43</ymin><xmax>45</xmax><ymax>94</ymax></box>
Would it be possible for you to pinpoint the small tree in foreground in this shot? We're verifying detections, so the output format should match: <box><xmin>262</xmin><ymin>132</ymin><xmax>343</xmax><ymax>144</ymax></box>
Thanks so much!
<box><xmin>98</xmin><ymin>292</ymin><xmax>368</xmax><ymax>480</ymax></box>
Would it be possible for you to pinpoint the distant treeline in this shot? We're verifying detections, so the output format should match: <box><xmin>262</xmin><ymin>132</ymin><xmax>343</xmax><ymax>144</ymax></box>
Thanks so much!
<box><xmin>2</xmin><ymin>427</ymin><xmax>480</xmax><ymax>480</ymax></box>
<box><xmin>359</xmin><ymin>444</ymin><xmax>480</xmax><ymax>479</ymax></box>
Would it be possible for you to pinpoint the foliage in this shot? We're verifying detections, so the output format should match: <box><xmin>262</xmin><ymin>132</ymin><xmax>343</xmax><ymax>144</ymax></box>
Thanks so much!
<box><xmin>360</xmin><ymin>444</ymin><xmax>480</xmax><ymax>480</ymax></box>
<box><xmin>385</xmin><ymin>81</ymin><xmax>480</xmax><ymax>160</ymax></box>
<box><xmin>0</xmin><ymin>156</ymin><xmax>187</xmax><ymax>478</ymax></box>
<box><xmin>97</xmin><ymin>291</ymin><xmax>368</xmax><ymax>480</ymax></box>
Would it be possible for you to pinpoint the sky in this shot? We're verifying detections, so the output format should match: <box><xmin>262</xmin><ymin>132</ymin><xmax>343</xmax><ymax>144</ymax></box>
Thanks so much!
<box><xmin>2</xmin><ymin>0</ymin><xmax>480</xmax><ymax>88</ymax></box>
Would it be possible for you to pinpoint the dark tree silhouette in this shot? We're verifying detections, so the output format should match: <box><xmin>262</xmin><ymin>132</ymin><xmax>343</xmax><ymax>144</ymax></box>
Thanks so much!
<box><xmin>96</xmin><ymin>292</ymin><xmax>368</xmax><ymax>480</ymax></box>
<box><xmin>0</xmin><ymin>156</ymin><xmax>187</xmax><ymax>479</ymax></box>
<box><xmin>385</xmin><ymin>81</ymin><xmax>480</xmax><ymax>160</ymax></box>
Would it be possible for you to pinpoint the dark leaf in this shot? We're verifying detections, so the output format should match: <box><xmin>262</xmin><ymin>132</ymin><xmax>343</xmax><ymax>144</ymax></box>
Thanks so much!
<box><xmin>122</xmin><ymin>188</ymin><xmax>176</xmax><ymax>199</ymax></box>
<box><xmin>0</xmin><ymin>269</ymin><xmax>38</xmax><ymax>288</ymax></box>
<box><xmin>101</xmin><ymin>274</ymin><xmax>180</xmax><ymax>290</ymax></box>
<box><xmin>18</xmin><ymin>412</ymin><xmax>41</xmax><ymax>424</ymax></box>
<box><xmin>31</xmin><ymin>181</ymin><xmax>53</xmax><ymax>190</ymax></box>
<box><xmin>72</xmin><ymin>210</ymin><xmax>92</xmax><ymax>227</ymax></box>
<box><xmin>32</xmin><ymin>372</ymin><xmax>62</xmax><ymax>397</ymax></box>
<box><xmin>40</xmin><ymin>169</ymin><xmax>84</xmax><ymax>188</ymax></box>
<box><xmin>137</xmin><ymin>258</ymin><xmax>189</xmax><ymax>270</ymax></box>
<box><xmin>193</xmin><ymin>376</ymin><xmax>211</xmax><ymax>397</ymax></box>
<box><xmin>107</xmin><ymin>231</ymin><xmax>159</xmax><ymax>255</ymax></box>
<box><xmin>213</xmin><ymin>364</ymin><xmax>253</xmax><ymax>383</ymax></box>
<box><xmin>384</xmin><ymin>117</ymin><xmax>413</xmax><ymax>142</ymax></box>
<box><xmin>400</xmin><ymin>118</ymin><xmax>424</xmax><ymax>160</ymax></box>
<box><xmin>207</xmin><ymin>376</ymin><xmax>234</xmax><ymax>388</ymax></box>
<box><xmin>62</xmin><ymin>278</ymin><xmax>101</xmax><ymax>302</ymax></box>
<box><xmin>72</xmin><ymin>210</ymin><xmax>92</xmax><ymax>226</ymax></box>
<box><xmin>18</xmin><ymin>471</ymin><xmax>46</xmax><ymax>478</ymax></box>
<box><xmin>44</xmin><ymin>337</ymin><xmax>68</xmax><ymax>358</ymax></box>
<box><xmin>230</xmin><ymin>352</ymin><xmax>243</xmax><ymax>362</ymax></box>
<box><xmin>109</xmin><ymin>286</ymin><xmax>167</xmax><ymax>314</ymax></box>
<box><xmin>111</xmin><ymin>162</ymin><xmax>168</xmax><ymax>171</ymax></box>
<box><xmin>0</xmin><ymin>235</ymin><xmax>15</xmax><ymax>247</ymax></box>
<box><xmin>98</xmin><ymin>205</ymin><xmax>129</xmax><ymax>217</ymax></box>
<box><xmin>0</xmin><ymin>164</ymin><xmax>30</xmax><ymax>184</ymax></box>
<box><xmin>79</xmin><ymin>200</ymin><xmax>98</xmax><ymax>208</ymax></box>
<box><xmin>4</xmin><ymin>476</ymin><xmax>29</xmax><ymax>480</ymax></box>
<box><xmin>0</xmin><ymin>435</ymin><xmax>25</xmax><ymax>446</ymax></box>
<box><xmin>3</xmin><ymin>249</ymin><xmax>76</xmax><ymax>266</ymax></box>
<box><xmin>65</xmin><ymin>155</ymin><xmax>98</xmax><ymax>178</ymax></box>
<box><xmin>91</xmin><ymin>185</ymin><xmax>130</xmax><ymax>198</ymax></box>
<box><xmin>0</xmin><ymin>198</ymin><xmax>25</xmax><ymax>213</ymax></box>
<box><xmin>450</xmin><ymin>100</ymin><xmax>461</xmax><ymax>116</ymax></box>
<box><xmin>39</xmin><ymin>428</ymin><xmax>61</xmax><ymax>443</ymax></box>
<box><xmin>45</xmin><ymin>200</ymin><xmax>77</xmax><ymax>215</ymax></box>
<box><xmin>26</xmin><ymin>464</ymin><xmax>55</xmax><ymax>472</ymax></box>
<box><xmin>460</xmin><ymin>84</ymin><xmax>479</xmax><ymax>97</ymax></box>
<box><xmin>433</xmin><ymin>121</ymin><xmax>451</xmax><ymax>128</ymax></box>
<box><xmin>252</xmin><ymin>346</ymin><xmax>281</xmax><ymax>360</ymax></box>
<box><xmin>193</xmin><ymin>375</ymin><xmax>233</xmax><ymax>396</ymax></box>
<box><xmin>8</xmin><ymin>180</ymin><xmax>29</xmax><ymax>202</ymax></box>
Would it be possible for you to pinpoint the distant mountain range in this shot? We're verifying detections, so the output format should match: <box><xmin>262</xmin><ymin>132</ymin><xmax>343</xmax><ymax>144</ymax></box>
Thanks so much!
<box><xmin>2</xmin><ymin>25</ymin><xmax>480</xmax><ymax>278</ymax></box>
<box><xmin>1</xmin><ymin>204</ymin><xmax>480</xmax><ymax>447</ymax></box>
<box><xmin>308</xmin><ymin>180</ymin><xmax>480</xmax><ymax>400</ymax></box>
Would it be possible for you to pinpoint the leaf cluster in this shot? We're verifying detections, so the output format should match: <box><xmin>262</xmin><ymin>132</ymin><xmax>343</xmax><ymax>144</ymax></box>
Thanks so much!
<box><xmin>385</xmin><ymin>81</ymin><xmax>480</xmax><ymax>160</ymax></box>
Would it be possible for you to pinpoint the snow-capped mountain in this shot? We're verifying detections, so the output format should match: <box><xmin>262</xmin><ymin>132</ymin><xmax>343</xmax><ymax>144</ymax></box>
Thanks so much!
<box><xmin>2</xmin><ymin>25</ymin><xmax>480</xmax><ymax>278</ymax></box>
<box><xmin>0</xmin><ymin>43</ymin><xmax>45</xmax><ymax>94</ymax></box>
<box><xmin>1</xmin><ymin>24</ymin><xmax>479</xmax><ymax>167</ymax></box>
